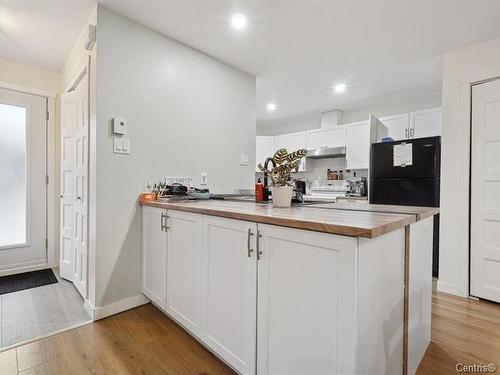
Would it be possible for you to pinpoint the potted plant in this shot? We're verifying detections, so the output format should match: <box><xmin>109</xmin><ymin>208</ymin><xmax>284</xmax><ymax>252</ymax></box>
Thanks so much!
<box><xmin>258</xmin><ymin>148</ymin><xmax>307</xmax><ymax>207</ymax></box>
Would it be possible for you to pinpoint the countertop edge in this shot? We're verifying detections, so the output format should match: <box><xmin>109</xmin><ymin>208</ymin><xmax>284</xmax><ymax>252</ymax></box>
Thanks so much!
<box><xmin>140</xmin><ymin>200</ymin><xmax>419</xmax><ymax>239</ymax></box>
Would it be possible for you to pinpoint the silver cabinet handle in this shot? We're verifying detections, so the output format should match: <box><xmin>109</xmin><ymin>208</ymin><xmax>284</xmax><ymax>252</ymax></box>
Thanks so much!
<box><xmin>161</xmin><ymin>212</ymin><xmax>168</xmax><ymax>231</ymax></box>
<box><xmin>256</xmin><ymin>230</ymin><xmax>263</xmax><ymax>260</ymax></box>
<box><xmin>405</xmin><ymin>128</ymin><xmax>408</xmax><ymax>138</ymax></box>
<box><xmin>410</xmin><ymin>128</ymin><xmax>414</xmax><ymax>138</ymax></box>
<box><xmin>247</xmin><ymin>229</ymin><xmax>254</xmax><ymax>258</ymax></box>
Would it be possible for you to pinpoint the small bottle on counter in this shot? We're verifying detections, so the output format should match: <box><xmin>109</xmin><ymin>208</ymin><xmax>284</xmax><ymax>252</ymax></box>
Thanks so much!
<box><xmin>338</xmin><ymin>170</ymin><xmax>344</xmax><ymax>180</ymax></box>
<box><xmin>332</xmin><ymin>170</ymin><xmax>338</xmax><ymax>180</ymax></box>
<box><xmin>255</xmin><ymin>178</ymin><xmax>264</xmax><ymax>202</ymax></box>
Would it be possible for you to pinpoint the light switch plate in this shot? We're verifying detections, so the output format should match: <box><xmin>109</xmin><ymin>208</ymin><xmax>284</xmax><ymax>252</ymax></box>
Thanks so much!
<box><xmin>113</xmin><ymin>137</ymin><xmax>130</xmax><ymax>154</ymax></box>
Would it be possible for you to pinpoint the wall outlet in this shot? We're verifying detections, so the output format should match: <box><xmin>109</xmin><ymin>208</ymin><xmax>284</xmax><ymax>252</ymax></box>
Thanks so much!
<box><xmin>240</xmin><ymin>154</ymin><xmax>249</xmax><ymax>166</ymax></box>
<box><xmin>200</xmin><ymin>172</ymin><xmax>208</xmax><ymax>185</ymax></box>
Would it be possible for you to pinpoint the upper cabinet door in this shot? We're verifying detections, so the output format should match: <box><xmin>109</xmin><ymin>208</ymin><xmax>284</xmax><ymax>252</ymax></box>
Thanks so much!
<box><xmin>306</xmin><ymin>126</ymin><xmax>346</xmax><ymax>150</ymax></box>
<box><xmin>273</xmin><ymin>134</ymin><xmax>288</xmax><ymax>151</ymax></box>
<box><xmin>378</xmin><ymin>113</ymin><xmax>410</xmax><ymax>141</ymax></box>
<box><xmin>257</xmin><ymin>224</ymin><xmax>358</xmax><ymax>375</ymax></box>
<box><xmin>285</xmin><ymin>131</ymin><xmax>307</xmax><ymax>171</ymax></box>
<box><xmin>410</xmin><ymin>107</ymin><xmax>442</xmax><ymax>139</ymax></box>
<box><xmin>166</xmin><ymin>210</ymin><xmax>203</xmax><ymax>338</ymax></box>
<box><xmin>345</xmin><ymin>121</ymin><xmax>370</xmax><ymax>170</ymax></box>
<box><xmin>256</xmin><ymin>136</ymin><xmax>274</xmax><ymax>172</ymax></box>
<box><xmin>141</xmin><ymin>206</ymin><xmax>167</xmax><ymax>309</ymax></box>
<box><xmin>202</xmin><ymin>216</ymin><xmax>257</xmax><ymax>375</ymax></box>
<box><xmin>272</xmin><ymin>132</ymin><xmax>307</xmax><ymax>171</ymax></box>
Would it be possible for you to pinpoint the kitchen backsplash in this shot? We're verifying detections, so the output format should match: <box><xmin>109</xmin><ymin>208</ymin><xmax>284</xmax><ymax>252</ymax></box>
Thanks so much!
<box><xmin>256</xmin><ymin>157</ymin><xmax>367</xmax><ymax>182</ymax></box>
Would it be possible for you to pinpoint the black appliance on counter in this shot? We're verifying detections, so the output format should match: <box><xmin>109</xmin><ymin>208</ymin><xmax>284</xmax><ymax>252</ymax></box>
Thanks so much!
<box><xmin>370</xmin><ymin>136</ymin><xmax>441</xmax><ymax>277</ymax></box>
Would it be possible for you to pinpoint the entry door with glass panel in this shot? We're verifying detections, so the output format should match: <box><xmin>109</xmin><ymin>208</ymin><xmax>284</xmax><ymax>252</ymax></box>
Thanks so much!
<box><xmin>0</xmin><ymin>88</ymin><xmax>47</xmax><ymax>274</ymax></box>
<box><xmin>471</xmin><ymin>78</ymin><xmax>500</xmax><ymax>303</ymax></box>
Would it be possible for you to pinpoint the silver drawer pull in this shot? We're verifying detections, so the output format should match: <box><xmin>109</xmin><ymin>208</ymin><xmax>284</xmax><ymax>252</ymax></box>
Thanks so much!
<box><xmin>247</xmin><ymin>229</ymin><xmax>254</xmax><ymax>258</ymax></box>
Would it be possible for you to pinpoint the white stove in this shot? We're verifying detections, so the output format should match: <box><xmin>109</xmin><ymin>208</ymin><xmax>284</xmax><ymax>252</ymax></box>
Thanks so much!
<box><xmin>304</xmin><ymin>180</ymin><xmax>348</xmax><ymax>203</ymax></box>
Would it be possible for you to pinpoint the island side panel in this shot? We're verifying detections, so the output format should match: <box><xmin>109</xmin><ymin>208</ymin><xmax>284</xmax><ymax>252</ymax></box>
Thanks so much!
<box><xmin>408</xmin><ymin>217</ymin><xmax>433</xmax><ymax>375</ymax></box>
<box><xmin>357</xmin><ymin>228</ymin><xmax>405</xmax><ymax>375</ymax></box>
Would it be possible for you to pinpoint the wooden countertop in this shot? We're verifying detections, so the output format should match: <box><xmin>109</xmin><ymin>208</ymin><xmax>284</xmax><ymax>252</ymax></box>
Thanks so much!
<box><xmin>306</xmin><ymin>202</ymin><xmax>439</xmax><ymax>220</ymax></box>
<box><xmin>141</xmin><ymin>199</ymin><xmax>426</xmax><ymax>238</ymax></box>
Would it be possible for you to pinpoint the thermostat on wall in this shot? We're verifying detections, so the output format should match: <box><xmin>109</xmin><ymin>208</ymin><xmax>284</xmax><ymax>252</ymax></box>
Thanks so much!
<box><xmin>112</xmin><ymin>117</ymin><xmax>127</xmax><ymax>135</ymax></box>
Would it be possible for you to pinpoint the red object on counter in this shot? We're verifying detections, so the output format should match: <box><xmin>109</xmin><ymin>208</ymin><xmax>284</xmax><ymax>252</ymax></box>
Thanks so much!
<box><xmin>255</xmin><ymin>178</ymin><xmax>264</xmax><ymax>202</ymax></box>
<box><xmin>139</xmin><ymin>192</ymin><xmax>158</xmax><ymax>204</ymax></box>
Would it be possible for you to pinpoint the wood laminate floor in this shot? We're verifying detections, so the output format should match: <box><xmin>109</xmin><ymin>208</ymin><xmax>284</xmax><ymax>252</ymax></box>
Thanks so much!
<box><xmin>0</xmin><ymin>291</ymin><xmax>498</xmax><ymax>374</ymax></box>
<box><xmin>0</xmin><ymin>269</ymin><xmax>90</xmax><ymax>349</ymax></box>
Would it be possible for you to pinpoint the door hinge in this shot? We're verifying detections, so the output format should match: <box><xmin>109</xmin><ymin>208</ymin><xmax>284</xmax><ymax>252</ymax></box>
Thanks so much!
<box><xmin>45</xmin><ymin>175</ymin><xmax>49</xmax><ymax>185</ymax></box>
<box><xmin>45</xmin><ymin>238</ymin><xmax>48</xmax><ymax>250</ymax></box>
<box><xmin>46</xmin><ymin>111</ymin><xmax>50</xmax><ymax>121</ymax></box>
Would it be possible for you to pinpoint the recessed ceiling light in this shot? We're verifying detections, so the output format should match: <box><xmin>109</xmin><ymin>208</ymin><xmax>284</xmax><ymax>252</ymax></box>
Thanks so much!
<box><xmin>267</xmin><ymin>103</ymin><xmax>277</xmax><ymax>111</ymax></box>
<box><xmin>334</xmin><ymin>83</ymin><xmax>346</xmax><ymax>93</ymax></box>
<box><xmin>230</xmin><ymin>13</ymin><xmax>247</xmax><ymax>30</ymax></box>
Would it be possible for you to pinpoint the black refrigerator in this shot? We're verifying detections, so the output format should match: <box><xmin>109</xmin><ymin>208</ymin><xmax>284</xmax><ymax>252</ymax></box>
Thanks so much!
<box><xmin>370</xmin><ymin>136</ymin><xmax>441</xmax><ymax>277</ymax></box>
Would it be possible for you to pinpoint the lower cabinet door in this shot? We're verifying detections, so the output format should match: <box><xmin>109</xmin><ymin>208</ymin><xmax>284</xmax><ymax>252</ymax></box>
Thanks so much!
<box><xmin>166</xmin><ymin>210</ymin><xmax>203</xmax><ymax>337</ymax></box>
<box><xmin>202</xmin><ymin>216</ymin><xmax>257</xmax><ymax>375</ymax></box>
<box><xmin>257</xmin><ymin>224</ymin><xmax>358</xmax><ymax>375</ymax></box>
<box><xmin>141</xmin><ymin>206</ymin><xmax>167</xmax><ymax>309</ymax></box>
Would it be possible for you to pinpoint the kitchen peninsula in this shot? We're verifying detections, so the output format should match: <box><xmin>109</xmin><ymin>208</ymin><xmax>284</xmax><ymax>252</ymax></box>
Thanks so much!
<box><xmin>140</xmin><ymin>199</ymin><xmax>438</xmax><ymax>375</ymax></box>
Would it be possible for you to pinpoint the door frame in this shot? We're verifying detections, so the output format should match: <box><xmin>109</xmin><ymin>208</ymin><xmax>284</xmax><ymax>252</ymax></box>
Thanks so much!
<box><xmin>468</xmin><ymin>76</ymin><xmax>500</xmax><ymax>297</ymax></box>
<box><xmin>0</xmin><ymin>83</ymin><xmax>56</xmax><ymax>276</ymax></box>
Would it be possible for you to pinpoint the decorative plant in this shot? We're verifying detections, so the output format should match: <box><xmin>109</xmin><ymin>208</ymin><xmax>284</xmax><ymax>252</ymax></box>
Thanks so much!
<box><xmin>258</xmin><ymin>148</ymin><xmax>307</xmax><ymax>187</ymax></box>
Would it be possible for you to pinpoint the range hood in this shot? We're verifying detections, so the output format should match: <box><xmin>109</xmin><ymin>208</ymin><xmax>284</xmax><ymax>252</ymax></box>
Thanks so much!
<box><xmin>306</xmin><ymin>146</ymin><xmax>346</xmax><ymax>159</ymax></box>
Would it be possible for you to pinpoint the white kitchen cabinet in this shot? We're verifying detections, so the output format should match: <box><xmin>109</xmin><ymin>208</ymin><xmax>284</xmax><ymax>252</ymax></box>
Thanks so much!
<box><xmin>256</xmin><ymin>224</ymin><xmax>358</xmax><ymax>375</ymax></box>
<box><xmin>378</xmin><ymin>113</ymin><xmax>410</xmax><ymax>141</ymax></box>
<box><xmin>202</xmin><ymin>216</ymin><xmax>257</xmax><ymax>375</ymax></box>
<box><xmin>141</xmin><ymin>206</ymin><xmax>167</xmax><ymax>309</ymax></box>
<box><xmin>306</xmin><ymin>125</ymin><xmax>345</xmax><ymax>150</ymax></box>
<box><xmin>410</xmin><ymin>107</ymin><xmax>441</xmax><ymax>138</ymax></box>
<box><xmin>286</xmin><ymin>131</ymin><xmax>307</xmax><ymax>171</ymax></box>
<box><xmin>345</xmin><ymin>120</ymin><xmax>370</xmax><ymax>169</ymax></box>
<box><xmin>256</xmin><ymin>136</ymin><xmax>274</xmax><ymax>172</ymax></box>
<box><xmin>272</xmin><ymin>131</ymin><xmax>307</xmax><ymax>171</ymax></box>
<box><xmin>165</xmin><ymin>210</ymin><xmax>203</xmax><ymax>337</ymax></box>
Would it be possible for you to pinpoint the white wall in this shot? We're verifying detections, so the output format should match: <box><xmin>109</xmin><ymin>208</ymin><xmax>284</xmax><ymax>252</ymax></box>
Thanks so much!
<box><xmin>438</xmin><ymin>37</ymin><xmax>500</xmax><ymax>297</ymax></box>
<box><xmin>257</xmin><ymin>88</ymin><xmax>441</xmax><ymax>136</ymax></box>
<box><xmin>94</xmin><ymin>6</ymin><xmax>256</xmax><ymax>308</ymax></box>
<box><xmin>0</xmin><ymin>57</ymin><xmax>61</xmax><ymax>95</ymax></box>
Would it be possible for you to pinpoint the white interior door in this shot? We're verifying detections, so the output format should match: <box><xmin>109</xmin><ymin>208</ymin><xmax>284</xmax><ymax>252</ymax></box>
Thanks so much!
<box><xmin>59</xmin><ymin>71</ymin><xmax>89</xmax><ymax>298</ymax></box>
<box><xmin>0</xmin><ymin>88</ymin><xmax>47</xmax><ymax>275</ymax></box>
<box><xmin>59</xmin><ymin>93</ymin><xmax>76</xmax><ymax>281</ymax></box>
<box><xmin>471</xmin><ymin>78</ymin><xmax>500</xmax><ymax>303</ymax></box>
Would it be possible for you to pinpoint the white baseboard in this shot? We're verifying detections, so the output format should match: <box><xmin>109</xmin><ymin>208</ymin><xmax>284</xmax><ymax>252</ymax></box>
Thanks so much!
<box><xmin>436</xmin><ymin>280</ymin><xmax>466</xmax><ymax>297</ymax></box>
<box><xmin>90</xmin><ymin>294</ymin><xmax>150</xmax><ymax>321</ymax></box>
<box><xmin>0</xmin><ymin>262</ymin><xmax>49</xmax><ymax>277</ymax></box>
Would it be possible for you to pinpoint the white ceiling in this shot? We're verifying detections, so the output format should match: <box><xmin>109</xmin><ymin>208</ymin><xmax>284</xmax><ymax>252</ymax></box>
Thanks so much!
<box><xmin>0</xmin><ymin>0</ymin><xmax>95</xmax><ymax>72</ymax></box>
<box><xmin>2</xmin><ymin>1</ymin><xmax>500</xmax><ymax>126</ymax></box>
<box><xmin>100</xmin><ymin>0</ymin><xmax>500</xmax><ymax>126</ymax></box>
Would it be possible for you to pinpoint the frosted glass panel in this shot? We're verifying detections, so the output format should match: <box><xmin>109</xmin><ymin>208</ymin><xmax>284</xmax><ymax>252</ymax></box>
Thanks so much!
<box><xmin>0</xmin><ymin>103</ymin><xmax>27</xmax><ymax>247</ymax></box>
